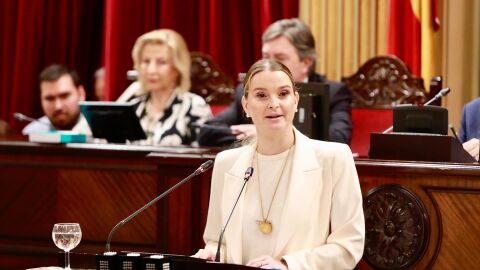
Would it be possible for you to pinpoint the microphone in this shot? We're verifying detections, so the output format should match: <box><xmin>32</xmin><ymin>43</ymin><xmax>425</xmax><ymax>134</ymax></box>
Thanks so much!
<box><xmin>105</xmin><ymin>160</ymin><xmax>214</xmax><ymax>253</ymax></box>
<box><xmin>13</xmin><ymin>112</ymin><xmax>49</xmax><ymax>127</ymax></box>
<box><xmin>214</xmin><ymin>167</ymin><xmax>254</xmax><ymax>262</ymax></box>
<box><xmin>190</xmin><ymin>123</ymin><xmax>232</xmax><ymax>133</ymax></box>
<box><xmin>382</xmin><ymin>87</ymin><xmax>451</xmax><ymax>133</ymax></box>
<box><xmin>424</xmin><ymin>87</ymin><xmax>451</xmax><ymax>106</ymax></box>
<box><xmin>449</xmin><ymin>124</ymin><xmax>461</xmax><ymax>143</ymax></box>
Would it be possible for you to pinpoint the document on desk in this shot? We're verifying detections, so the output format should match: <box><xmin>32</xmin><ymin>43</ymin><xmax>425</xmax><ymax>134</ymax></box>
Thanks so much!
<box><xmin>29</xmin><ymin>131</ymin><xmax>87</xmax><ymax>143</ymax></box>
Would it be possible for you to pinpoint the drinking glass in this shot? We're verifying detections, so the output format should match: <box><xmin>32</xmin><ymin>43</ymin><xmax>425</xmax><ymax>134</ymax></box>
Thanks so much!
<box><xmin>52</xmin><ymin>223</ymin><xmax>82</xmax><ymax>270</ymax></box>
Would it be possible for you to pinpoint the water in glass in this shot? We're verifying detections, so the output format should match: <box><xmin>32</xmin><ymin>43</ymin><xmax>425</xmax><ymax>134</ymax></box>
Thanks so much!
<box><xmin>52</xmin><ymin>223</ymin><xmax>82</xmax><ymax>270</ymax></box>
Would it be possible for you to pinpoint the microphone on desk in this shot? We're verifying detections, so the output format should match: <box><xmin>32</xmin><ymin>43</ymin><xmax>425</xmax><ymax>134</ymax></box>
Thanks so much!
<box><xmin>449</xmin><ymin>124</ymin><xmax>461</xmax><ymax>143</ymax></box>
<box><xmin>105</xmin><ymin>159</ymin><xmax>214</xmax><ymax>253</ymax></box>
<box><xmin>214</xmin><ymin>166</ymin><xmax>254</xmax><ymax>262</ymax></box>
<box><xmin>382</xmin><ymin>87</ymin><xmax>451</xmax><ymax>134</ymax></box>
<box><xmin>13</xmin><ymin>112</ymin><xmax>49</xmax><ymax>127</ymax></box>
<box><xmin>424</xmin><ymin>87</ymin><xmax>451</xmax><ymax>106</ymax></box>
<box><xmin>190</xmin><ymin>123</ymin><xmax>232</xmax><ymax>133</ymax></box>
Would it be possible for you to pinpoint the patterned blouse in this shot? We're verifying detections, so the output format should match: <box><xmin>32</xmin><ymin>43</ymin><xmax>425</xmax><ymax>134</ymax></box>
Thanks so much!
<box><xmin>126</xmin><ymin>88</ymin><xmax>212</xmax><ymax>146</ymax></box>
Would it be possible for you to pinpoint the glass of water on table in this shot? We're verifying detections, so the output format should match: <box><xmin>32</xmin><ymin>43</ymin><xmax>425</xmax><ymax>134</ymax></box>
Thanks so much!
<box><xmin>52</xmin><ymin>223</ymin><xmax>82</xmax><ymax>270</ymax></box>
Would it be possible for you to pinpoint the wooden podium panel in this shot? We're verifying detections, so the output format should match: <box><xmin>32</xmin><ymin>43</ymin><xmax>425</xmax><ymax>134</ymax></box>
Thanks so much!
<box><xmin>356</xmin><ymin>159</ymin><xmax>480</xmax><ymax>269</ymax></box>
<box><xmin>0</xmin><ymin>141</ymin><xmax>216</xmax><ymax>269</ymax></box>
<box><xmin>1</xmin><ymin>139</ymin><xmax>480</xmax><ymax>269</ymax></box>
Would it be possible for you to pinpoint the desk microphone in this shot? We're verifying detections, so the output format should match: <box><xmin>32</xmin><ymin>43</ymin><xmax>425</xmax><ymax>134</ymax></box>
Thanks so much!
<box><xmin>382</xmin><ymin>87</ymin><xmax>451</xmax><ymax>134</ymax></box>
<box><xmin>13</xmin><ymin>112</ymin><xmax>49</xmax><ymax>127</ymax></box>
<box><xmin>449</xmin><ymin>124</ymin><xmax>461</xmax><ymax>143</ymax></box>
<box><xmin>105</xmin><ymin>160</ymin><xmax>214</xmax><ymax>253</ymax></box>
<box><xmin>424</xmin><ymin>87</ymin><xmax>451</xmax><ymax>106</ymax></box>
<box><xmin>214</xmin><ymin>166</ymin><xmax>254</xmax><ymax>262</ymax></box>
<box><xmin>190</xmin><ymin>123</ymin><xmax>232</xmax><ymax>133</ymax></box>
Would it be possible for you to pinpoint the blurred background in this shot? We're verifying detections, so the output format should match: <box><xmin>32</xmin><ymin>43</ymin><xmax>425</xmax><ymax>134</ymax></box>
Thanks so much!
<box><xmin>0</xmin><ymin>0</ymin><xmax>479</xmax><ymax>133</ymax></box>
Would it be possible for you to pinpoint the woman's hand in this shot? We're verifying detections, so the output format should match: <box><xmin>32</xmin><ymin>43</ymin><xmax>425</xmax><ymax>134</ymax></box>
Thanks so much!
<box><xmin>246</xmin><ymin>255</ymin><xmax>288</xmax><ymax>269</ymax></box>
<box><xmin>463</xmin><ymin>138</ymin><xmax>479</xmax><ymax>161</ymax></box>
<box><xmin>231</xmin><ymin>124</ymin><xmax>256</xmax><ymax>140</ymax></box>
<box><xmin>192</xmin><ymin>248</ymin><xmax>215</xmax><ymax>261</ymax></box>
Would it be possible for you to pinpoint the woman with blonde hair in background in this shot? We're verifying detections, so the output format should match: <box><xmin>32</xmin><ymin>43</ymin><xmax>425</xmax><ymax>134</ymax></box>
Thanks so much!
<box><xmin>118</xmin><ymin>29</ymin><xmax>211</xmax><ymax>146</ymax></box>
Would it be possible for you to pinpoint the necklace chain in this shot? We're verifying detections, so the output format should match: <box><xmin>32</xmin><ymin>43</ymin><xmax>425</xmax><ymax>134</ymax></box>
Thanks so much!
<box><xmin>255</xmin><ymin>145</ymin><xmax>293</xmax><ymax>233</ymax></box>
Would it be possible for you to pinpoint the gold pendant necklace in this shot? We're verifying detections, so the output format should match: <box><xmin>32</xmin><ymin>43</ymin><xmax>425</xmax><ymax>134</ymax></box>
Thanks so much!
<box><xmin>257</xmin><ymin>219</ymin><xmax>273</xmax><ymax>234</ymax></box>
<box><xmin>255</xmin><ymin>145</ymin><xmax>293</xmax><ymax>235</ymax></box>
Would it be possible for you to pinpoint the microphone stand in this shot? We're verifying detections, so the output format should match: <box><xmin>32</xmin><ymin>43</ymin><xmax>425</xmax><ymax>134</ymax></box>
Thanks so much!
<box><xmin>105</xmin><ymin>160</ymin><xmax>214</xmax><ymax>253</ymax></box>
<box><xmin>382</xmin><ymin>88</ymin><xmax>451</xmax><ymax>134</ymax></box>
<box><xmin>214</xmin><ymin>167</ymin><xmax>253</xmax><ymax>262</ymax></box>
<box><xmin>13</xmin><ymin>112</ymin><xmax>50</xmax><ymax>127</ymax></box>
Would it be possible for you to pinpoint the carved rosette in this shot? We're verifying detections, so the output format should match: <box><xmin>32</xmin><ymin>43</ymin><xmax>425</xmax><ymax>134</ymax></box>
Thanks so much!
<box><xmin>363</xmin><ymin>185</ymin><xmax>429</xmax><ymax>269</ymax></box>
<box><xmin>342</xmin><ymin>56</ymin><xmax>427</xmax><ymax>108</ymax></box>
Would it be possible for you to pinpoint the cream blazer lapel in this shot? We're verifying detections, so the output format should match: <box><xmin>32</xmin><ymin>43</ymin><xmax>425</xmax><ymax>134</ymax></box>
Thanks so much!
<box><xmin>273</xmin><ymin>130</ymin><xmax>323</xmax><ymax>256</ymax></box>
<box><xmin>222</xmin><ymin>144</ymin><xmax>256</xmax><ymax>263</ymax></box>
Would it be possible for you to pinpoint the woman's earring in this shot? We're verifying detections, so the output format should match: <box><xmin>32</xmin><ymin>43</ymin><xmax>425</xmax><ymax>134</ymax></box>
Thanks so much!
<box><xmin>295</xmin><ymin>107</ymin><xmax>298</xmax><ymax>112</ymax></box>
<box><xmin>246</xmin><ymin>113</ymin><xmax>250</xmax><ymax>118</ymax></box>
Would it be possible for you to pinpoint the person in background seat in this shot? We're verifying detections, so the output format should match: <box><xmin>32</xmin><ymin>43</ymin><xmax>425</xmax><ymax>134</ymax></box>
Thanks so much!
<box><xmin>117</xmin><ymin>29</ymin><xmax>212</xmax><ymax>146</ymax></box>
<box><xmin>22</xmin><ymin>64</ymin><xmax>90</xmax><ymax>135</ymax></box>
<box><xmin>197</xmin><ymin>18</ymin><xmax>352</xmax><ymax>147</ymax></box>
<box><xmin>460</xmin><ymin>97</ymin><xmax>480</xmax><ymax>161</ymax></box>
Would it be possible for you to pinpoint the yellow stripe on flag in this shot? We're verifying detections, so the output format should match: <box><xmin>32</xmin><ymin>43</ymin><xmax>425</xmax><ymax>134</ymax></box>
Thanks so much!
<box><xmin>420</xmin><ymin>0</ymin><xmax>436</xmax><ymax>91</ymax></box>
<box><xmin>410</xmin><ymin>0</ymin><xmax>436</xmax><ymax>90</ymax></box>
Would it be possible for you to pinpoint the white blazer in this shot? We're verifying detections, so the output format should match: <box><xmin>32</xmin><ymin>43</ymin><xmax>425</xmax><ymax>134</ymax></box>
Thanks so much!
<box><xmin>203</xmin><ymin>129</ymin><xmax>365</xmax><ymax>270</ymax></box>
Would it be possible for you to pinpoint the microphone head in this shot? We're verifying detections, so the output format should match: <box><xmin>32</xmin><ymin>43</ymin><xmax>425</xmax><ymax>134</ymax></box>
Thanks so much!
<box><xmin>197</xmin><ymin>160</ymin><xmax>214</xmax><ymax>174</ymax></box>
<box><xmin>200</xmin><ymin>160</ymin><xmax>213</xmax><ymax>170</ymax></box>
<box><xmin>244</xmin><ymin>167</ymin><xmax>254</xmax><ymax>181</ymax></box>
<box><xmin>13</xmin><ymin>112</ymin><xmax>25</xmax><ymax>121</ymax></box>
<box><xmin>439</xmin><ymin>87</ymin><xmax>451</xmax><ymax>96</ymax></box>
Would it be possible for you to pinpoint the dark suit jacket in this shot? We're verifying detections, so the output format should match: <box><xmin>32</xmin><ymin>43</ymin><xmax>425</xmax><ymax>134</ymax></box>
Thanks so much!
<box><xmin>460</xmin><ymin>97</ymin><xmax>480</xmax><ymax>143</ymax></box>
<box><xmin>197</xmin><ymin>73</ymin><xmax>352</xmax><ymax>146</ymax></box>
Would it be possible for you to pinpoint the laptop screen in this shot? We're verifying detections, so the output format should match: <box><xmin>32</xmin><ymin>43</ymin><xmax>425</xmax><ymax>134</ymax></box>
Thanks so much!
<box><xmin>80</xmin><ymin>101</ymin><xmax>147</xmax><ymax>143</ymax></box>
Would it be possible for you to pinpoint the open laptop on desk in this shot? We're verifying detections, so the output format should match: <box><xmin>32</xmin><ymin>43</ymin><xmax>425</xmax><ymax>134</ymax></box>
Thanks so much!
<box><xmin>80</xmin><ymin>101</ymin><xmax>146</xmax><ymax>143</ymax></box>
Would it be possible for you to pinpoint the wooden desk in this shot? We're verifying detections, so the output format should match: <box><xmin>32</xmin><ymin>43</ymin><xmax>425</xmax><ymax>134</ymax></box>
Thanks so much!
<box><xmin>1</xmin><ymin>141</ymin><xmax>479</xmax><ymax>269</ymax></box>
<box><xmin>0</xmin><ymin>141</ymin><xmax>216</xmax><ymax>269</ymax></box>
<box><xmin>356</xmin><ymin>159</ymin><xmax>480</xmax><ymax>269</ymax></box>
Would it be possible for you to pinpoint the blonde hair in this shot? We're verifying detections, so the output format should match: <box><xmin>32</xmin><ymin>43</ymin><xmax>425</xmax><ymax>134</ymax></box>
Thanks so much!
<box><xmin>243</xmin><ymin>58</ymin><xmax>297</xmax><ymax>98</ymax></box>
<box><xmin>131</xmin><ymin>29</ymin><xmax>191</xmax><ymax>93</ymax></box>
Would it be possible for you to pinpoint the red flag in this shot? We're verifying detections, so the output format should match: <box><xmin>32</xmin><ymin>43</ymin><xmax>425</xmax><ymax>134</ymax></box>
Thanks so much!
<box><xmin>387</xmin><ymin>0</ymin><xmax>440</xmax><ymax>85</ymax></box>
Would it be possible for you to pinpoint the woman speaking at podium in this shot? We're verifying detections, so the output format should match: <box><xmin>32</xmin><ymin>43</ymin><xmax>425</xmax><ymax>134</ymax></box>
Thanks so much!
<box><xmin>194</xmin><ymin>59</ymin><xmax>364</xmax><ymax>269</ymax></box>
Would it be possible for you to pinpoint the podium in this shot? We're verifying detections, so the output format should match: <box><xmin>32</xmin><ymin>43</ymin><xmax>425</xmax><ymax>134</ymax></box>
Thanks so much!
<box><xmin>96</xmin><ymin>253</ymin><xmax>260</xmax><ymax>270</ymax></box>
<box><xmin>369</xmin><ymin>133</ymin><xmax>477</xmax><ymax>163</ymax></box>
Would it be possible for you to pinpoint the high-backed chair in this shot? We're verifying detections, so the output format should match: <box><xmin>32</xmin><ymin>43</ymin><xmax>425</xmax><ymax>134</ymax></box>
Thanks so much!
<box><xmin>341</xmin><ymin>55</ymin><xmax>442</xmax><ymax>157</ymax></box>
<box><xmin>190</xmin><ymin>52</ymin><xmax>235</xmax><ymax>115</ymax></box>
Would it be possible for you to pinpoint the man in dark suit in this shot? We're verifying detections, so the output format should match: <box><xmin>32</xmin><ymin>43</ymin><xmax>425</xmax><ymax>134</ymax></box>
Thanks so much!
<box><xmin>198</xmin><ymin>18</ymin><xmax>352</xmax><ymax>146</ymax></box>
<box><xmin>460</xmin><ymin>97</ymin><xmax>480</xmax><ymax>161</ymax></box>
